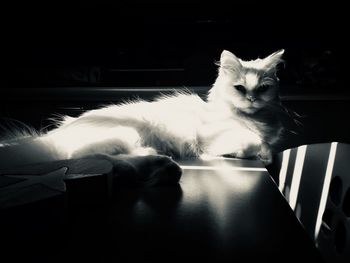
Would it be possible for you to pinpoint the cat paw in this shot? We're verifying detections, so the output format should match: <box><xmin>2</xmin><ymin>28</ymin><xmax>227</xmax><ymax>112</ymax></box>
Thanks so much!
<box><xmin>115</xmin><ymin>155</ymin><xmax>182</xmax><ymax>186</ymax></box>
<box><xmin>257</xmin><ymin>144</ymin><xmax>273</xmax><ymax>165</ymax></box>
<box><xmin>144</xmin><ymin>157</ymin><xmax>183</xmax><ymax>187</ymax></box>
<box><xmin>124</xmin><ymin>155</ymin><xmax>182</xmax><ymax>186</ymax></box>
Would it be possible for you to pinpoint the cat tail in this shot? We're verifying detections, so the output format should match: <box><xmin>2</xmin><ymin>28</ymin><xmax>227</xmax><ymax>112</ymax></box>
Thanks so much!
<box><xmin>0</xmin><ymin>117</ymin><xmax>40</xmax><ymax>143</ymax></box>
<box><xmin>0</xmin><ymin>119</ymin><xmax>61</xmax><ymax>170</ymax></box>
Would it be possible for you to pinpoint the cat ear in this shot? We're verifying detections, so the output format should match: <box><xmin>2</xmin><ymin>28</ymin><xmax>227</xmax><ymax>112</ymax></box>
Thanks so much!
<box><xmin>261</xmin><ymin>49</ymin><xmax>285</xmax><ymax>72</ymax></box>
<box><xmin>219</xmin><ymin>50</ymin><xmax>242</xmax><ymax>73</ymax></box>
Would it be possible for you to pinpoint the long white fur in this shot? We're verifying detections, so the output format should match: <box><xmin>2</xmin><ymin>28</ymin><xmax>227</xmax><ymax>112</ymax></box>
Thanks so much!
<box><xmin>0</xmin><ymin>50</ymin><xmax>285</xmax><ymax>169</ymax></box>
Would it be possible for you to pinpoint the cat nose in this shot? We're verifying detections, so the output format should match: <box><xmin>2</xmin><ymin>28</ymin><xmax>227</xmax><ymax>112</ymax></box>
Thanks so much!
<box><xmin>247</xmin><ymin>95</ymin><xmax>256</xmax><ymax>102</ymax></box>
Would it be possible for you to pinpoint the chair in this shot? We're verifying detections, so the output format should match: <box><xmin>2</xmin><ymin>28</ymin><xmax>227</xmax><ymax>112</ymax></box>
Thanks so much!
<box><xmin>267</xmin><ymin>142</ymin><xmax>350</xmax><ymax>262</ymax></box>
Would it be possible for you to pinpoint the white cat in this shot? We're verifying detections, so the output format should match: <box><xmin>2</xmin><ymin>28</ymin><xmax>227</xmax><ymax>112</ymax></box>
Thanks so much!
<box><xmin>0</xmin><ymin>49</ymin><xmax>287</xmax><ymax>185</ymax></box>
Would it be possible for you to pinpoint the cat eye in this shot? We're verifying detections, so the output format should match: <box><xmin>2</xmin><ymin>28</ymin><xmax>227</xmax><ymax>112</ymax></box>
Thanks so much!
<box><xmin>234</xmin><ymin>85</ymin><xmax>246</xmax><ymax>94</ymax></box>
<box><xmin>257</xmin><ymin>84</ymin><xmax>270</xmax><ymax>93</ymax></box>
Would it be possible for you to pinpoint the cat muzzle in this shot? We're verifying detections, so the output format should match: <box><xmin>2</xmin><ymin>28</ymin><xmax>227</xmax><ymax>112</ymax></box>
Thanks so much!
<box><xmin>247</xmin><ymin>96</ymin><xmax>257</xmax><ymax>102</ymax></box>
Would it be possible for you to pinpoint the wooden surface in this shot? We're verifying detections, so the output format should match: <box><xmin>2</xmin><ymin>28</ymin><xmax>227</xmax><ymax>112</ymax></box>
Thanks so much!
<box><xmin>1</xmin><ymin>157</ymin><xmax>324</xmax><ymax>262</ymax></box>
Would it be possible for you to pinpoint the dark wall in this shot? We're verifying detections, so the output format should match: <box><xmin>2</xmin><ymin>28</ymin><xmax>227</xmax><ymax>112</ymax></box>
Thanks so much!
<box><xmin>3</xmin><ymin>3</ymin><xmax>344</xmax><ymax>88</ymax></box>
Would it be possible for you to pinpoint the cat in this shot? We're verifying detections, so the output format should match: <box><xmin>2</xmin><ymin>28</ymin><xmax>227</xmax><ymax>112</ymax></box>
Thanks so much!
<box><xmin>0</xmin><ymin>49</ymin><xmax>290</xmax><ymax>186</ymax></box>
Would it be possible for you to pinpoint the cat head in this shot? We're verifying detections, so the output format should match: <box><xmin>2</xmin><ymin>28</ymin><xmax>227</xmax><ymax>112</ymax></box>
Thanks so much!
<box><xmin>209</xmin><ymin>49</ymin><xmax>285</xmax><ymax>114</ymax></box>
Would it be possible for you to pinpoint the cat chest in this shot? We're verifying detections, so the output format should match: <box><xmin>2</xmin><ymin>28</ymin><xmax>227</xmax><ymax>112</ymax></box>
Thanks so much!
<box><xmin>248</xmin><ymin>121</ymin><xmax>283</xmax><ymax>145</ymax></box>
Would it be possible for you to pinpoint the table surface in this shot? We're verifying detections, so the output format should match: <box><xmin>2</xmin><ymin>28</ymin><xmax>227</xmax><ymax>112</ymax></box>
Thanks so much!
<box><xmin>1</xmin><ymin>157</ymin><xmax>324</xmax><ymax>262</ymax></box>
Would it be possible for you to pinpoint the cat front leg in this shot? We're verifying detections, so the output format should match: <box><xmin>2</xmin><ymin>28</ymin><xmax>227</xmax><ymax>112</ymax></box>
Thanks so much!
<box><xmin>204</xmin><ymin>129</ymin><xmax>262</xmax><ymax>159</ymax></box>
<box><xmin>202</xmin><ymin>129</ymin><xmax>273</xmax><ymax>165</ymax></box>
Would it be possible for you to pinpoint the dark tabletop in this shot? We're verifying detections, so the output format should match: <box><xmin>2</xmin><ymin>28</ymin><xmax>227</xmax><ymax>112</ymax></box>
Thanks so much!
<box><xmin>1</xmin><ymin>157</ymin><xmax>324</xmax><ymax>262</ymax></box>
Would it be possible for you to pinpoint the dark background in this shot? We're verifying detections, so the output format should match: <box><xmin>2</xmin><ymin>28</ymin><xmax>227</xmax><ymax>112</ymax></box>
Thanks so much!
<box><xmin>1</xmin><ymin>1</ymin><xmax>349</xmax><ymax>148</ymax></box>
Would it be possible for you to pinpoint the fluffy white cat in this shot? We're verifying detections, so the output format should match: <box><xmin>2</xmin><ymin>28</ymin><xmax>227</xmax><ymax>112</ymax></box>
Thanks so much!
<box><xmin>0</xmin><ymin>49</ymin><xmax>288</xmax><ymax>185</ymax></box>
